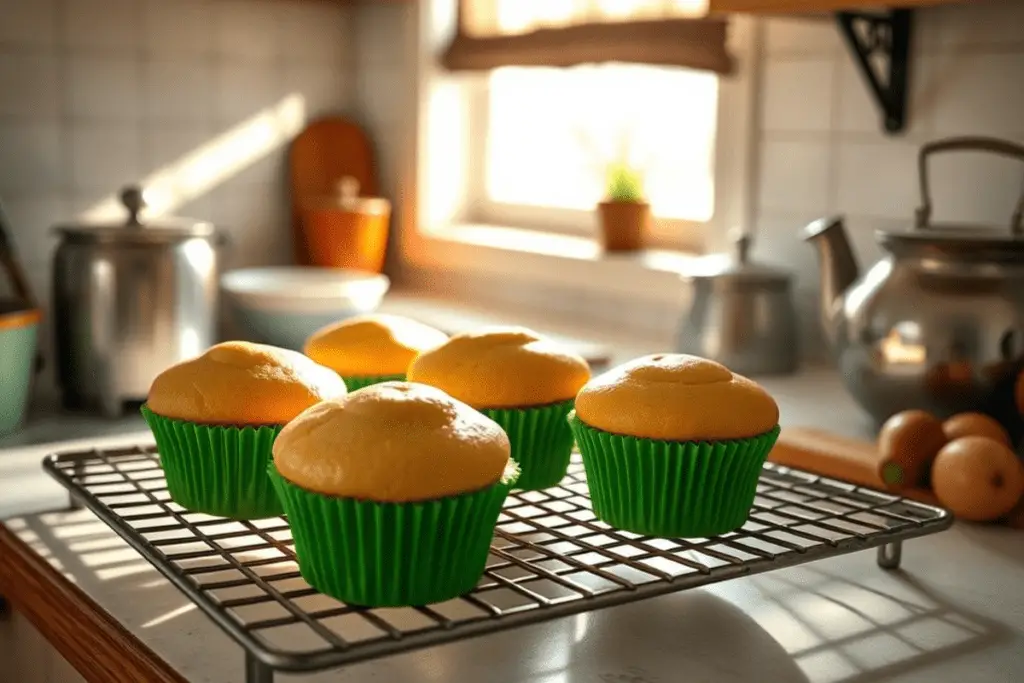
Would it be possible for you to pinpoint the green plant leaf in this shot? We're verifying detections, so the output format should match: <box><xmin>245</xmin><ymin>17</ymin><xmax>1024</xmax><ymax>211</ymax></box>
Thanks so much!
<box><xmin>605</xmin><ymin>162</ymin><xmax>645</xmax><ymax>203</ymax></box>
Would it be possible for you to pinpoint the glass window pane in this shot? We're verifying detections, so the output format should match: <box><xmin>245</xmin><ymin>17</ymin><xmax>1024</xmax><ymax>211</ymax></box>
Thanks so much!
<box><xmin>485</xmin><ymin>63</ymin><xmax>718</xmax><ymax>221</ymax></box>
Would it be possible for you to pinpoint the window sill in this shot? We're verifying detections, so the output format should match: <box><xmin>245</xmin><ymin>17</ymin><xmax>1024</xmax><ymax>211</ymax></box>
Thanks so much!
<box><xmin>405</xmin><ymin>224</ymin><xmax>707</xmax><ymax>307</ymax></box>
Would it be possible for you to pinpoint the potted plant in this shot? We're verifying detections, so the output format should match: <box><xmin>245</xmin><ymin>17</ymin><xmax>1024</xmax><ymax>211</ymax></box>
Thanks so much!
<box><xmin>597</xmin><ymin>162</ymin><xmax>649</xmax><ymax>252</ymax></box>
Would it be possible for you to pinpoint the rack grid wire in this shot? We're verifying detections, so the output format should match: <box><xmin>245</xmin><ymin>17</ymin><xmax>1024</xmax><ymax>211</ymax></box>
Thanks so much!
<box><xmin>44</xmin><ymin>444</ymin><xmax>952</xmax><ymax>683</ymax></box>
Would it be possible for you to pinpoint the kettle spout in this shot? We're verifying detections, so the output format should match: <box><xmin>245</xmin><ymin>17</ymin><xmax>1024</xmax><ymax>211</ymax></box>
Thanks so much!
<box><xmin>803</xmin><ymin>216</ymin><xmax>859</xmax><ymax>348</ymax></box>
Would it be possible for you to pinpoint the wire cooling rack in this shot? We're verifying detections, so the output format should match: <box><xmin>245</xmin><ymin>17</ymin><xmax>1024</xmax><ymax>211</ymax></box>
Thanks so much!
<box><xmin>44</xmin><ymin>444</ymin><xmax>952</xmax><ymax>683</ymax></box>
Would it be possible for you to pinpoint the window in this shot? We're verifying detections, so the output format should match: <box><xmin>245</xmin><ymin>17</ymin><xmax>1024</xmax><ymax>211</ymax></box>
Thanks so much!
<box><xmin>466</xmin><ymin>62</ymin><xmax>721</xmax><ymax>247</ymax></box>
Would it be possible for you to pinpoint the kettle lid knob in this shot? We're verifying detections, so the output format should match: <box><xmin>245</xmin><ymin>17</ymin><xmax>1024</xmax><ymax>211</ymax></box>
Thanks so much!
<box><xmin>120</xmin><ymin>185</ymin><xmax>147</xmax><ymax>226</ymax></box>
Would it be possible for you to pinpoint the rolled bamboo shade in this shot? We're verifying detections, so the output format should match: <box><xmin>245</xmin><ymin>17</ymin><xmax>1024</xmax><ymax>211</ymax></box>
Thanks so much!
<box><xmin>441</xmin><ymin>0</ymin><xmax>734</xmax><ymax>75</ymax></box>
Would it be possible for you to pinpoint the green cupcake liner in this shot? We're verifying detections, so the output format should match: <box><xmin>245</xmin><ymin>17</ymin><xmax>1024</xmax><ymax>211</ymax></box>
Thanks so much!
<box><xmin>142</xmin><ymin>405</ymin><xmax>284</xmax><ymax>520</ymax></box>
<box><xmin>341</xmin><ymin>373</ymin><xmax>406</xmax><ymax>392</ymax></box>
<box><xmin>481</xmin><ymin>399</ymin><xmax>576</xmax><ymax>490</ymax></box>
<box><xmin>269</xmin><ymin>465</ymin><xmax>517</xmax><ymax>607</ymax></box>
<box><xmin>569</xmin><ymin>413</ymin><xmax>780</xmax><ymax>538</ymax></box>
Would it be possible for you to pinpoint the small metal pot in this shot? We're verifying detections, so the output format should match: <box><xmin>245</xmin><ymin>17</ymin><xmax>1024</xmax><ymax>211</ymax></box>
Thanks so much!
<box><xmin>675</xmin><ymin>231</ymin><xmax>799</xmax><ymax>376</ymax></box>
<box><xmin>52</xmin><ymin>186</ymin><xmax>227</xmax><ymax>417</ymax></box>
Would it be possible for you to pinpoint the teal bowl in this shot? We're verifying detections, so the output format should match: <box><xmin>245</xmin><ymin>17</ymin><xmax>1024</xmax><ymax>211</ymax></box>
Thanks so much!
<box><xmin>220</xmin><ymin>267</ymin><xmax>390</xmax><ymax>351</ymax></box>
<box><xmin>0</xmin><ymin>304</ymin><xmax>40</xmax><ymax>437</ymax></box>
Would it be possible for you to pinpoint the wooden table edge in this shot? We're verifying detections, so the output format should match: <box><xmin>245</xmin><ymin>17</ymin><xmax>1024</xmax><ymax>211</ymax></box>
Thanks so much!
<box><xmin>0</xmin><ymin>522</ymin><xmax>187</xmax><ymax>683</ymax></box>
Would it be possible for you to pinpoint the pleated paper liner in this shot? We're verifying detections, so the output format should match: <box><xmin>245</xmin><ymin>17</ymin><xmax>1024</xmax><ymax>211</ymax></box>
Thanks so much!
<box><xmin>269</xmin><ymin>464</ymin><xmax>519</xmax><ymax>607</ymax></box>
<box><xmin>481</xmin><ymin>399</ymin><xmax>575</xmax><ymax>490</ymax></box>
<box><xmin>142</xmin><ymin>405</ymin><xmax>284</xmax><ymax>520</ymax></box>
<box><xmin>341</xmin><ymin>373</ymin><xmax>405</xmax><ymax>392</ymax></box>
<box><xmin>569</xmin><ymin>413</ymin><xmax>781</xmax><ymax>538</ymax></box>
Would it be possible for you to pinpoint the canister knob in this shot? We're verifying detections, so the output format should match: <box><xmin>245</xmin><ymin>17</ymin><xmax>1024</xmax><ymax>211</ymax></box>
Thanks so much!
<box><xmin>730</xmin><ymin>227</ymin><xmax>752</xmax><ymax>265</ymax></box>
<box><xmin>120</xmin><ymin>185</ymin><xmax>147</xmax><ymax>226</ymax></box>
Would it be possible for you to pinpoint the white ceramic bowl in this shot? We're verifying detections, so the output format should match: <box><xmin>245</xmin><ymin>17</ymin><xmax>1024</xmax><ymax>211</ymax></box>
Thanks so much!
<box><xmin>220</xmin><ymin>267</ymin><xmax>390</xmax><ymax>350</ymax></box>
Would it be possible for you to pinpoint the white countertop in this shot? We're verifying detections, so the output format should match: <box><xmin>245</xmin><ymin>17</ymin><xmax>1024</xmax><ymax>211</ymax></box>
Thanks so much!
<box><xmin>7</xmin><ymin>368</ymin><xmax>1023</xmax><ymax>683</ymax></box>
<box><xmin>6</xmin><ymin>474</ymin><xmax>1023</xmax><ymax>683</ymax></box>
<box><xmin>2</xmin><ymin>299</ymin><xmax>1019</xmax><ymax>683</ymax></box>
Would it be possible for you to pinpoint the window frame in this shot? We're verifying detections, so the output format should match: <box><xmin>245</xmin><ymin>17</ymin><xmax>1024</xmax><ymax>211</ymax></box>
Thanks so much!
<box><xmin>399</xmin><ymin>2</ymin><xmax>761</xmax><ymax>309</ymax></box>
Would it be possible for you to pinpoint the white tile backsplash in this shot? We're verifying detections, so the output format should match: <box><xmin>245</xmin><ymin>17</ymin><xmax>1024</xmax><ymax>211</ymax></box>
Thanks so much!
<box><xmin>835</xmin><ymin>141</ymin><xmax>918</xmax><ymax>219</ymax></box>
<box><xmin>280</xmin><ymin>1</ymin><xmax>352</xmax><ymax>67</ymax></box>
<box><xmin>0</xmin><ymin>123</ymin><xmax>65</xmax><ymax>195</ymax></box>
<box><xmin>214</xmin><ymin>0</ymin><xmax>283</xmax><ymax>65</ymax></box>
<box><xmin>69</xmin><ymin>123</ymin><xmax>142</xmax><ymax>192</ymax></box>
<box><xmin>62</xmin><ymin>0</ymin><xmax>143</xmax><ymax>53</ymax></box>
<box><xmin>763</xmin><ymin>17</ymin><xmax>840</xmax><ymax>57</ymax></box>
<box><xmin>0</xmin><ymin>52</ymin><xmax>60</xmax><ymax>119</ymax></box>
<box><xmin>755</xmin><ymin>0</ymin><xmax>1024</xmax><ymax>359</ymax></box>
<box><xmin>142</xmin><ymin>0</ymin><xmax>214</xmax><ymax>57</ymax></box>
<box><xmin>143</xmin><ymin>59</ymin><xmax>213</xmax><ymax>123</ymax></box>
<box><xmin>282</xmin><ymin>64</ymin><xmax>351</xmax><ymax>122</ymax></box>
<box><xmin>927</xmin><ymin>51</ymin><xmax>1024</xmax><ymax>139</ymax></box>
<box><xmin>760</xmin><ymin>58</ymin><xmax>836</xmax><ymax>133</ymax></box>
<box><xmin>213</xmin><ymin>62</ymin><xmax>287</xmax><ymax>125</ymax></box>
<box><xmin>68</xmin><ymin>54</ymin><xmax>141</xmax><ymax>121</ymax></box>
<box><xmin>933</xmin><ymin>1</ymin><xmax>1024</xmax><ymax>49</ymax></box>
<box><xmin>757</xmin><ymin>139</ymin><xmax>833</xmax><ymax>214</ymax></box>
<box><xmin>0</xmin><ymin>0</ymin><xmax>58</xmax><ymax>48</ymax></box>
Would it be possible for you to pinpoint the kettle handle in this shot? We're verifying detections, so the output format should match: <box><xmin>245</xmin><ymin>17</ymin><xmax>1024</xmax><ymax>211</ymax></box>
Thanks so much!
<box><xmin>914</xmin><ymin>136</ymin><xmax>1024</xmax><ymax>236</ymax></box>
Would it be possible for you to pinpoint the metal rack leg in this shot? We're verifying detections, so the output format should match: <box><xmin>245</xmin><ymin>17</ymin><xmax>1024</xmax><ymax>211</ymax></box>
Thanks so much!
<box><xmin>877</xmin><ymin>541</ymin><xmax>902</xmax><ymax>570</ymax></box>
<box><xmin>69</xmin><ymin>460</ymin><xmax>86</xmax><ymax>511</ymax></box>
<box><xmin>246</xmin><ymin>654</ymin><xmax>273</xmax><ymax>683</ymax></box>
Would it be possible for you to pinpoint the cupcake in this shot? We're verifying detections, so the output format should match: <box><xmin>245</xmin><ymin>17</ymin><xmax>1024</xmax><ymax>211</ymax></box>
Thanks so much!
<box><xmin>143</xmin><ymin>341</ymin><xmax>346</xmax><ymax>519</ymax></box>
<box><xmin>408</xmin><ymin>327</ymin><xmax>590</xmax><ymax>490</ymax></box>
<box><xmin>569</xmin><ymin>354</ymin><xmax>780</xmax><ymax>538</ymax></box>
<box><xmin>303</xmin><ymin>314</ymin><xmax>449</xmax><ymax>391</ymax></box>
<box><xmin>269</xmin><ymin>381</ymin><xmax>518</xmax><ymax>607</ymax></box>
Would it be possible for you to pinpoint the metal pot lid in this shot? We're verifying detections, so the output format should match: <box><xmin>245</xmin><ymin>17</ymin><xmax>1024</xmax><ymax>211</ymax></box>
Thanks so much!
<box><xmin>302</xmin><ymin>176</ymin><xmax>391</xmax><ymax>215</ymax></box>
<box><xmin>878</xmin><ymin>224</ymin><xmax>1024</xmax><ymax>262</ymax></box>
<box><xmin>54</xmin><ymin>186</ymin><xmax>217</xmax><ymax>243</ymax></box>
<box><xmin>684</xmin><ymin>230</ymin><xmax>792</xmax><ymax>288</ymax></box>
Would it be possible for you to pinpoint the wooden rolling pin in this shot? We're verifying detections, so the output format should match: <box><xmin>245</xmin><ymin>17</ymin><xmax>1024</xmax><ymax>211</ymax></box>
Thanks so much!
<box><xmin>771</xmin><ymin>427</ymin><xmax>1024</xmax><ymax>528</ymax></box>
<box><xmin>770</xmin><ymin>427</ymin><xmax>941</xmax><ymax>505</ymax></box>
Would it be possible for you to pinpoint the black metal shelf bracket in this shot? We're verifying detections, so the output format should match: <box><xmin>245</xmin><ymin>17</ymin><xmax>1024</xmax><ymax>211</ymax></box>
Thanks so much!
<box><xmin>835</xmin><ymin>9</ymin><xmax>913</xmax><ymax>135</ymax></box>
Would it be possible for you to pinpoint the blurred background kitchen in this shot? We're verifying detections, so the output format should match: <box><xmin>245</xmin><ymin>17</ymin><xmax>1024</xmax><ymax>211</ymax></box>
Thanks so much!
<box><xmin>1</xmin><ymin>0</ymin><xmax>1022</xmax><ymax>449</ymax></box>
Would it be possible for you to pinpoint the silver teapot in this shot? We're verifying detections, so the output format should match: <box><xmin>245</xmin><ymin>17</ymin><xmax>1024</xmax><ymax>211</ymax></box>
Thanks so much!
<box><xmin>804</xmin><ymin>137</ymin><xmax>1024</xmax><ymax>433</ymax></box>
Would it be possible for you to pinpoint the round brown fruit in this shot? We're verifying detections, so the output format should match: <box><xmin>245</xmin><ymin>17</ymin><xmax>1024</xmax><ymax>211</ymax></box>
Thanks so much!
<box><xmin>942</xmin><ymin>412</ymin><xmax>1011</xmax><ymax>447</ymax></box>
<box><xmin>931</xmin><ymin>436</ymin><xmax>1024</xmax><ymax>522</ymax></box>
<box><xmin>877</xmin><ymin>410</ymin><xmax>948</xmax><ymax>488</ymax></box>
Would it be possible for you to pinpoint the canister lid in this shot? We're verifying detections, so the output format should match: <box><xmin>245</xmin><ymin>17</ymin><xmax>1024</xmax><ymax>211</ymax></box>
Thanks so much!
<box><xmin>683</xmin><ymin>229</ymin><xmax>792</xmax><ymax>289</ymax></box>
<box><xmin>301</xmin><ymin>176</ymin><xmax>391</xmax><ymax>215</ymax></box>
<box><xmin>54</xmin><ymin>186</ymin><xmax>217</xmax><ymax>243</ymax></box>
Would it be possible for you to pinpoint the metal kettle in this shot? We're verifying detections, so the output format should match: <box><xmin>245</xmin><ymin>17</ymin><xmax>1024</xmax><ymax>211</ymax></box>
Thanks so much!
<box><xmin>52</xmin><ymin>186</ymin><xmax>226</xmax><ymax>417</ymax></box>
<box><xmin>804</xmin><ymin>136</ymin><xmax>1024</xmax><ymax>430</ymax></box>
<box><xmin>675</xmin><ymin>230</ymin><xmax>799</xmax><ymax>376</ymax></box>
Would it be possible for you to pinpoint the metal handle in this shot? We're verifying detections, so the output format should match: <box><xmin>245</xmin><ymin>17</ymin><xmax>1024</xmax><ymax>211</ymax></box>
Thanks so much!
<box><xmin>914</xmin><ymin>136</ymin><xmax>1024</xmax><ymax>235</ymax></box>
<box><xmin>120</xmin><ymin>185</ymin><xmax>146</xmax><ymax>227</ymax></box>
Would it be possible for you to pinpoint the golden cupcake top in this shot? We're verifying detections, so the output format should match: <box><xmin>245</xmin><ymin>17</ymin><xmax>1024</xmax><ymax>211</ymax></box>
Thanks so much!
<box><xmin>147</xmin><ymin>341</ymin><xmax>346</xmax><ymax>425</ymax></box>
<box><xmin>407</xmin><ymin>326</ymin><xmax>591</xmax><ymax>409</ymax></box>
<box><xmin>575</xmin><ymin>354</ymin><xmax>779</xmax><ymax>441</ymax></box>
<box><xmin>272</xmin><ymin>381</ymin><xmax>515</xmax><ymax>503</ymax></box>
<box><xmin>303</xmin><ymin>314</ymin><xmax>449</xmax><ymax>377</ymax></box>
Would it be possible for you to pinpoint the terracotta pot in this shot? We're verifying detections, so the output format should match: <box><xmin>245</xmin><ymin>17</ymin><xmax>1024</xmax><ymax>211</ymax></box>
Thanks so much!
<box><xmin>597</xmin><ymin>201</ymin><xmax>649</xmax><ymax>252</ymax></box>
<box><xmin>298</xmin><ymin>177</ymin><xmax>391</xmax><ymax>273</ymax></box>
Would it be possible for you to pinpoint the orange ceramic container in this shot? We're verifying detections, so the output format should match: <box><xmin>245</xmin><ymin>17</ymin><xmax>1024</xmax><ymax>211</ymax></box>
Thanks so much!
<box><xmin>298</xmin><ymin>177</ymin><xmax>391</xmax><ymax>273</ymax></box>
